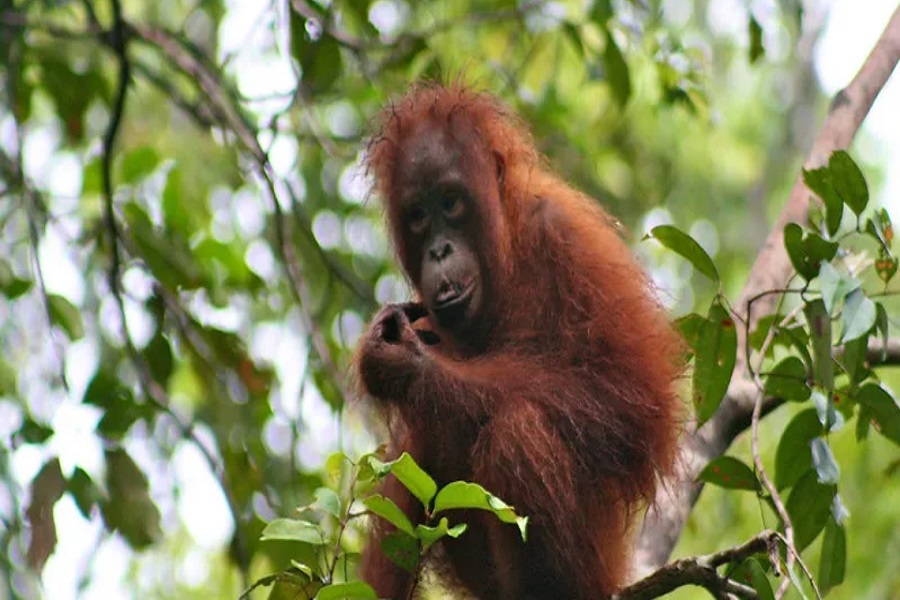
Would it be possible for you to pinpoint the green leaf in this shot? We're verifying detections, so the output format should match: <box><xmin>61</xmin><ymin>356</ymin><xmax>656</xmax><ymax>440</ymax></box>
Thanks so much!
<box><xmin>855</xmin><ymin>384</ymin><xmax>900</xmax><ymax>445</ymax></box>
<box><xmin>363</xmin><ymin>495</ymin><xmax>415</xmax><ymax>536</ymax></box>
<box><xmin>804</xmin><ymin>299</ymin><xmax>834</xmax><ymax>395</ymax></box>
<box><xmin>67</xmin><ymin>467</ymin><xmax>102</xmax><ymax>519</ymax></box>
<box><xmin>126</xmin><ymin>204</ymin><xmax>205</xmax><ymax>290</ymax></box>
<box><xmin>691</xmin><ymin>300</ymin><xmax>736</xmax><ymax>425</ymax></box>
<box><xmin>121</xmin><ymin>146</ymin><xmax>160</xmax><ymax>184</ymax></box>
<box><xmin>865</xmin><ymin>216</ymin><xmax>891</xmax><ymax>254</ymax></box>
<box><xmin>784</xmin><ymin>224</ymin><xmax>838</xmax><ymax>280</ymax></box>
<box><xmin>433</xmin><ymin>481</ymin><xmax>528</xmax><ymax>541</ymax></box>
<box><xmin>748</xmin><ymin>17</ymin><xmax>764</xmax><ymax>64</ymax></box>
<box><xmin>775</xmin><ymin>409</ymin><xmax>822</xmax><ymax>490</ymax></box>
<box><xmin>828</xmin><ymin>150</ymin><xmax>868</xmax><ymax>216</ymax></box>
<box><xmin>818</xmin><ymin>518</ymin><xmax>846</xmax><ymax>595</ymax></box>
<box><xmin>314</xmin><ymin>581</ymin><xmax>378</xmax><ymax>600</ymax></box>
<box><xmin>143</xmin><ymin>332</ymin><xmax>173</xmax><ymax>386</ymax></box>
<box><xmin>314</xmin><ymin>487</ymin><xmax>341</xmax><ymax>518</ymax></box>
<box><xmin>785</xmin><ymin>470</ymin><xmax>835</xmax><ymax>551</ymax></box>
<box><xmin>856</xmin><ymin>404</ymin><xmax>871</xmax><ymax>441</ymax></box>
<box><xmin>19</xmin><ymin>419</ymin><xmax>52</xmax><ymax>443</ymax></box>
<box><xmin>647</xmin><ymin>225</ymin><xmax>719</xmax><ymax>282</ymax></box>
<box><xmin>839</xmin><ymin>336</ymin><xmax>868</xmax><ymax>384</ymax></box>
<box><xmin>101</xmin><ymin>449</ymin><xmax>162</xmax><ymax>548</ymax></box>
<box><xmin>25</xmin><ymin>458</ymin><xmax>66</xmax><ymax>572</ymax></box>
<box><xmin>811</xmin><ymin>391</ymin><xmax>843</xmax><ymax>433</ymax></box>
<box><xmin>47</xmin><ymin>294</ymin><xmax>84</xmax><ymax>340</ymax></box>
<box><xmin>0</xmin><ymin>259</ymin><xmax>32</xmax><ymax>299</ymax></box>
<box><xmin>414</xmin><ymin>516</ymin><xmax>467</xmax><ymax>550</ymax></box>
<box><xmin>291</xmin><ymin>19</ymin><xmax>342</xmax><ymax>95</ymax></box>
<box><xmin>590</xmin><ymin>0</ymin><xmax>612</xmax><ymax>22</ymax></box>
<box><xmin>875</xmin><ymin>250</ymin><xmax>898</xmax><ymax>284</ymax></box>
<box><xmin>380</xmin><ymin>531</ymin><xmax>420</xmax><ymax>572</ymax></box>
<box><xmin>818</xmin><ymin>263</ymin><xmax>859</xmax><ymax>315</ymax></box>
<box><xmin>290</xmin><ymin>560</ymin><xmax>314</xmax><ymax>580</ymax></box>
<box><xmin>810</xmin><ymin>438</ymin><xmax>839</xmax><ymax>484</ymax></box>
<box><xmin>260</xmin><ymin>518</ymin><xmax>327</xmax><ymax>545</ymax></box>
<box><xmin>841</xmin><ymin>288</ymin><xmax>875</xmax><ymax>343</ymax></box>
<box><xmin>0</xmin><ymin>359</ymin><xmax>17</xmax><ymax>397</ymax></box>
<box><xmin>803</xmin><ymin>166</ymin><xmax>843</xmax><ymax>236</ymax></box>
<box><xmin>764</xmin><ymin>357</ymin><xmax>810</xmax><ymax>402</ymax></box>
<box><xmin>602</xmin><ymin>27</ymin><xmax>631</xmax><ymax>107</ymax></box>
<box><xmin>875</xmin><ymin>302</ymin><xmax>889</xmax><ymax>360</ymax></box>
<box><xmin>675</xmin><ymin>313</ymin><xmax>705</xmax><ymax>362</ymax></box>
<box><xmin>731</xmin><ymin>558</ymin><xmax>775</xmax><ymax>600</ymax></box>
<box><xmin>696</xmin><ymin>456</ymin><xmax>760</xmax><ymax>491</ymax></box>
<box><xmin>368</xmin><ymin>453</ymin><xmax>437</xmax><ymax>509</ymax></box>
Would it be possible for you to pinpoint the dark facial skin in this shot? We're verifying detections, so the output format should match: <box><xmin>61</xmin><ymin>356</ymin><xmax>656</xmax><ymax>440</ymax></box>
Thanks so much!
<box><xmin>394</xmin><ymin>124</ymin><xmax>486</xmax><ymax>335</ymax></box>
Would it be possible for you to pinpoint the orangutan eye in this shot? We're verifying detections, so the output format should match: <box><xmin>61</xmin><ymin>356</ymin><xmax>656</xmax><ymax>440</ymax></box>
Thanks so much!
<box><xmin>442</xmin><ymin>193</ymin><xmax>466</xmax><ymax>219</ymax></box>
<box><xmin>407</xmin><ymin>204</ymin><xmax>429</xmax><ymax>234</ymax></box>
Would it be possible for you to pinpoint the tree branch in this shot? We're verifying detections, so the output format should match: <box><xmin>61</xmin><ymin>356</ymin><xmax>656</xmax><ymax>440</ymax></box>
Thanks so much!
<box><xmin>636</xmin><ymin>5</ymin><xmax>900</xmax><ymax>576</ymax></box>
<box><xmin>617</xmin><ymin>531</ymin><xmax>780</xmax><ymax>600</ymax></box>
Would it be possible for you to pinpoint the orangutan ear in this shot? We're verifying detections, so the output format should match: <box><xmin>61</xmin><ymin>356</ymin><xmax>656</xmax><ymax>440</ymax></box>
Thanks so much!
<box><xmin>493</xmin><ymin>151</ymin><xmax>505</xmax><ymax>186</ymax></box>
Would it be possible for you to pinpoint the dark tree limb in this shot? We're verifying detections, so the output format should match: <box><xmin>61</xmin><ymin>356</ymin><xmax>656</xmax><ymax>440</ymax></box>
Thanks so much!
<box><xmin>617</xmin><ymin>531</ymin><xmax>780</xmax><ymax>600</ymax></box>
<box><xmin>636</xmin><ymin>5</ymin><xmax>900</xmax><ymax>576</ymax></box>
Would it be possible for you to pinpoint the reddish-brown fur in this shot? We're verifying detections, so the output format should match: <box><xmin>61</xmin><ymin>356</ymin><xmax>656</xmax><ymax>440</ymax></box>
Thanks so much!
<box><xmin>356</xmin><ymin>83</ymin><xmax>682</xmax><ymax>599</ymax></box>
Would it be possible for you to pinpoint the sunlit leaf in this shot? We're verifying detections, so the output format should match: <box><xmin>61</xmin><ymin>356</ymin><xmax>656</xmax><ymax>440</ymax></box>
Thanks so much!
<box><xmin>314</xmin><ymin>487</ymin><xmax>342</xmax><ymax>518</ymax></box>
<box><xmin>363</xmin><ymin>495</ymin><xmax>415</xmax><ymax>536</ymax></box>
<box><xmin>261</xmin><ymin>518</ymin><xmax>327</xmax><ymax>545</ymax></box>
<box><xmin>47</xmin><ymin>294</ymin><xmax>84</xmax><ymax>340</ymax></box>
<box><xmin>646</xmin><ymin>225</ymin><xmax>719</xmax><ymax>282</ymax></box>
<box><xmin>841</xmin><ymin>288</ymin><xmax>875</xmax><ymax>343</ymax></box>
<box><xmin>414</xmin><ymin>517</ymin><xmax>467</xmax><ymax>550</ymax></box>
<box><xmin>818</xmin><ymin>263</ymin><xmax>858</xmax><ymax>315</ymax></box>
<box><xmin>314</xmin><ymin>581</ymin><xmax>378</xmax><ymax>600</ymax></box>
<box><xmin>0</xmin><ymin>359</ymin><xmax>17</xmax><ymax>397</ymax></box>
<box><xmin>433</xmin><ymin>481</ymin><xmax>528</xmax><ymax>541</ymax></box>
<box><xmin>368</xmin><ymin>453</ymin><xmax>437</xmax><ymax>509</ymax></box>
<box><xmin>121</xmin><ymin>146</ymin><xmax>160</xmax><ymax>183</ymax></box>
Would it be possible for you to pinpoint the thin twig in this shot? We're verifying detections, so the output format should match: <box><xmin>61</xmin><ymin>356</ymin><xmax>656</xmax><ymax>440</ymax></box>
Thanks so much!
<box><xmin>748</xmin><ymin>307</ymin><xmax>808</xmax><ymax>599</ymax></box>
